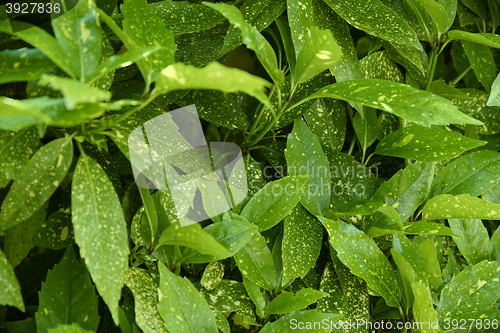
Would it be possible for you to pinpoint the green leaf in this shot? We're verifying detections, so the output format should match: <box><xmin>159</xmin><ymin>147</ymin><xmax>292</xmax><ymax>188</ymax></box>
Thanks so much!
<box><xmin>124</xmin><ymin>267</ymin><xmax>168</xmax><ymax>333</ymax></box>
<box><xmin>453</xmin><ymin>89</ymin><xmax>500</xmax><ymax>135</ymax></box>
<box><xmin>137</xmin><ymin>185</ymin><xmax>158</xmax><ymax>248</ymax></box>
<box><xmin>87</xmin><ymin>46</ymin><xmax>162</xmax><ymax>84</ymax></box>
<box><xmin>240</xmin><ymin>174</ymin><xmax>311</xmax><ymax>231</ymax></box>
<box><xmin>461</xmin><ymin>41</ymin><xmax>497</xmax><ymax>92</ymax></box>
<box><xmin>393</xmin><ymin>234</ymin><xmax>428</xmax><ymax>286</ymax></box>
<box><xmin>431</xmin><ymin>150</ymin><xmax>500</xmax><ymax>197</ymax></box>
<box><xmin>423</xmin><ymin>194</ymin><xmax>500</xmax><ymax>220</ymax></box>
<box><xmin>401</xmin><ymin>221</ymin><xmax>457</xmax><ymax>236</ymax></box>
<box><xmin>381</xmin><ymin>39</ymin><xmax>426</xmax><ymax>78</ymax></box>
<box><xmin>447</xmin><ymin>30</ymin><xmax>500</xmax><ymax>48</ymax></box>
<box><xmin>488</xmin><ymin>73</ymin><xmax>500</xmax><ymax>106</ymax></box>
<box><xmin>295</xmin><ymin>26</ymin><xmax>342</xmax><ymax>85</ymax></box>
<box><xmin>51</xmin><ymin>0</ymin><xmax>102</xmax><ymax>79</ymax></box>
<box><xmin>286</xmin><ymin>119</ymin><xmax>331</xmax><ymax>216</ymax></box>
<box><xmin>0</xmin><ymin>247</ymin><xmax>24</xmax><ymax>312</ymax></box>
<box><xmin>282</xmin><ymin>204</ymin><xmax>323</xmax><ymax>282</ymax></box>
<box><xmin>374</xmin><ymin>125</ymin><xmax>485</xmax><ymax>162</ymax></box>
<box><xmin>150</xmin><ymin>1</ymin><xmax>224</xmax><ymax>35</ymax></box>
<box><xmin>260</xmin><ymin>310</ymin><xmax>342</xmax><ymax>333</ymax></box>
<box><xmin>265</xmin><ymin>288</ymin><xmax>328</xmax><ymax>315</ymax></box>
<box><xmin>461</xmin><ymin>0</ymin><xmax>487</xmax><ymax>19</ymax></box>
<box><xmin>275</xmin><ymin>16</ymin><xmax>296</xmax><ymax>84</ymax></box>
<box><xmin>202</xmin><ymin>279</ymin><xmax>254</xmax><ymax>313</ymax></box>
<box><xmin>323</xmin><ymin>0</ymin><xmax>422</xmax><ymax>50</ymax></box>
<box><xmin>411</xmin><ymin>282</ymin><xmax>440</xmax><ymax>333</ymax></box>
<box><xmin>1</xmin><ymin>26</ymin><xmax>76</xmax><ymax>78</ymax></box>
<box><xmin>438</xmin><ymin>260</ymin><xmax>500</xmax><ymax>320</ymax></box>
<box><xmin>4</xmin><ymin>202</ymin><xmax>48</xmax><ymax>268</ymax></box>
<box><xmin>353</xmin><ymin>108</ymin><xmax>379</xmax><ymax>157</ymax></box>
<box><xmin>203</xmin><ymin>2</ymin><xmax>284</xmax><ymax>88</ymax></box>
<box><xmin>0</xmin><ymin>97</ymin><xmax>108</xmax><ymax>131</ymax></box>
<box><xmin>72</xmin><ymin>154</ymin><xmax>129</xmax><ymax>325</ymax></box>
<box><xmin>200</xmin><ymin>262</ymin><xmax>224</xmax><ymax>291</ymax></box>
<box><xmin>121</xmin><ymin>0</ymin><xmax>176</xmax><ymax>87</ymax></box>
<box><xmin>176</xmin><ymin>90</ymin><xmax>249</xmax><ymax>130</ymax></box>
<box><xmin>153</xmin><ymin>62</ymin><xmax>272</xmax><ymax>111</ymax></box>
<box><xmin>35</xmin><ymin>247</ymin><xmax>99</xmax><ymax>333</ymax></box>
<box><xmin>360</xmin><ymin>50</ymin><xmax>404</xmax><ymax>82</ymax></box>
<box><xmin>33</xmin><ymin>208</ymin><xmax>74</xmax><ymax>250</ymax></box>
<box><xmin>47</xmin><ymin>324</ymin><xmax>94</xmax><ymax>333</ymax></box>
<box><xmin>0</xmin><ymin>126</ymin><xmax>40</xmax><ymax>188</ymax></box>
<box><xmin>438</xmin><ymin>0</ymin><xmax>458</xmax><ymax>29</ymax></box>
<box><xmin>0</xmin><ymin>48</ymin><xmax>55</xmax><ymax>84</ymax></box>
<box><xmin>158</xmin><ymin>222</ymin><xmax>230</xmax><ymax>259</ymax></box>
<box><xmin>448</xmin><ymin>219</ymin><xmax>491</xmax><ymax>264</ymax></box>
<box><xmin>181</xmin><ymin>220</ymin><xmax>258</xmax><ymax>263</ymax></box>
<box><xmin>430</xmin><ymin>80</ymin><xmax>470</xmax><ymax>100</ymax></box>
<box><xmin>39</xmin><ymin>75</ymin><xmax>111</xmax><ymax>110</ymax></box>
<box><xmin>242</xmin><ymin>276</ymin><xmax>266</xmax><ymax>318</ymax></box>
<box><xmin>321</xmin><ymin>218</ymin><xmax>401</xmax><ymax>308</ymax></box>
<box><xmin>233</xmin><ymin>232</ymin><xmax>275</xmax><ymax>291</ymax></box>
<box><xmin>417</xmin><ymin>239</ymin><xmax>442</xmax><ymax>290</ymax></box>
<box><xmin>157</xmin><ymin>262</ymin><xmax>218</xmax><ymax>333</ymax></box>
<box><xmin>305</xmin><ymin>79</ymin><xmax>482</xmax><ymax>127</ymax></box>
<box><xmin>0</xmin><ymin>137</ymin><xmax>72</xmax><ymax>232</ymax></box>
<box><xmin>218</xmin><ymin>0</ymin><xmax>286</xmax><ymax>56</ymax></box>
<box><xmin>303</xmin><ymin>99</ymin><xmax>347</xmax><ymax>155</ymax></box>
<box><xmin>417</xmin><ymin>0</ymin><xmax>450</xmax><ymax>35</ymax></box>
<box><xmin>287</xmin><ymin>0</ymin><xmax>315</xmax><ymax>58</ymax></box>
<box><xmin>371</xmin><ymin>162</ymin><xmax>434</xmax><ymax>221</ymax></box>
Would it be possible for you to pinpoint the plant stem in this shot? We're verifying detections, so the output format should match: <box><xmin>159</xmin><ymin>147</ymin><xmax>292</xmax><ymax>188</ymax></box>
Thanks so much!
<box><xmin>425</xmin><ymin>50</ymin><xmax>438</xmax><ymax>91</ymax></box>
<box><xmin>249</xmin><ymin>85</ymin><xmax>278</xmax><ymax>135</ymax></box>
<box><xmin>450</xmin><ymin>64</ymin><xmax>471</xmax><ymax>86</ymax></box>
<box><xmin>89</xmin><ymin>93</ymin><xmax>157</xmax><ymax>133</ymax></box>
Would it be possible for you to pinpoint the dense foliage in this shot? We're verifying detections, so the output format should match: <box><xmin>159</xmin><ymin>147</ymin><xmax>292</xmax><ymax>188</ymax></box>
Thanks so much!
<box><xmin>1</xmin><ymin>0</ymin><xmax>500</xmax><ymax>332</ymax></box>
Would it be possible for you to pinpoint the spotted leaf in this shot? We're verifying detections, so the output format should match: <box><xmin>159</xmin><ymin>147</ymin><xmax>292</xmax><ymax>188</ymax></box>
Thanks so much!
<box><xmin>157</xmin><ymin>262</ymin><xmax>218</xmax><ymax>333</ymax></box>
<box><xmin>0</xmin><ymin>248</ymin><xmax>24</xmax><ymax>312</ymax></box>
<box><xmin>35</xmin><ymin>247</ymin><xmax>99</xmax><ymax>332</ymax></box>
<box><xmin>462</xmin><ymin>41</ymin><xmax>496</xmax><ymax>92</ymax></box>
<box><xmin>233</xmin><ymin>232</ymin><xmax>275</xmax><ymax>291</ymax></box>
<box><xmin>286</xmin><ymin>119</ymin><xmax>331</xmax><ymax>216</ymax></box>
<box><xmin>240</xmin><ymin>174</ymin><xmax>311</xmax><ymax>232</ymax></box>
<box><xmin>125</xmin><ymin>267</ymin><xmax>168</xmax><ymax>333</ymax></box>
<box><xmin>453</xmin><ymin>89</ymin><xmax>500</xmax><ymax>135</ymax></box>
<box><xmin>371</xmin><ymin>162</ymin><xmax>434</xmax><ymax>221</ymax></box>
<box><xmin>423</xmin><ymin>194</ymin><xmax>500</xmax><ymax>220</ymax></box>
<box><xmin>320</xmin><ymin>217</ymin><xmax>401</xmax><ymax>308</ymax></box>
<box><xmin>4</xmin><ymin>202</ymin><xmax>48</xmax><ymax>268</ymax></box>
<box><xmin>0</xmin><ymin>137</ymin><xmax>72</xmax><ymax>232</ymax></box>
<box><xmin>71</xmin><ymin>154</ymin><xmax>129</xmax><ymax>325</ymax></box>
<box><xmin>201</xmin><ymin>262</ymin><xmax>224</xmax><ymax>291</ymax></box>
<box><xmin>121</xmin><ymin>0</ymin><xmax>176</xmax><ymax>87</ymax></box>
<box><xmin>448</xmin><ymin>219</ymin><xmax>491</xmax><ymax>264</ymax></box>
<box><xmin>304</xmin><ymin>79</ymin><xmax>483</xmax><ymax>127</ymax></box>
<box><xmin>323</xmin><ymin>0</ymin><xmax>422</xmax><ymax>50</ymax></box>
<box><xmin>33</xmin><ymin>208</ymin><xmax>75</xmax><ymax>250</ymax></box>
<box><xmin>50</xmin><ymin>0</ymin><xmax>102</xmax><ymax>79</ymax></box>
<box><xmin>154</xmin><ymin>62</ymin><xmax>272</xmax><ymax>111</ymax></box>
<box><xmin>0</xmin><ymin>126</ymin><xmax>40</xmax><ymax>189</ymax></box>
<box><xmin>431</xmin><ymin>150</ymin><xmax>500</xmax><ymax>197</ymax></box>
<box><xmin>411</xmin><ymin>282</ymin><xmax>440</xmax><ymax>333</ymax></box>
<box><xmin>0</xmin><ymin>48</ymin><xmax>55</xmax><ymax>84</ymax></box>
<box><xmin>437</xmin><ymin>261</ymin><xmax>500</xmax><ymax>320</ymax></box>
<box><xmin>181</xmin><ymin>220</ymin><xmax>258</xmax><ymax>264</ymax></box>
<box><xmin>374</xmin><ymin>125</ymin><xmax>485</xmax><ymax>162</ymax></box>
<box><xmin>294</xmin><ymin>26</ymin><xmax>342</xmax><ymax>85</ymax></box>
<box><xmin>265</xmin><ymin>288</ymin><xmax>328</xmax><ymax>315</ymax></box>
<box><xmin>204</xmin><ymin>2</ymin><xmax>284</xmax><ymax>88</ymax></box>
<box><xmin>259</xmin><ymin>310</ymin><xmax>342</xmax><ymax>333</ymax></box>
